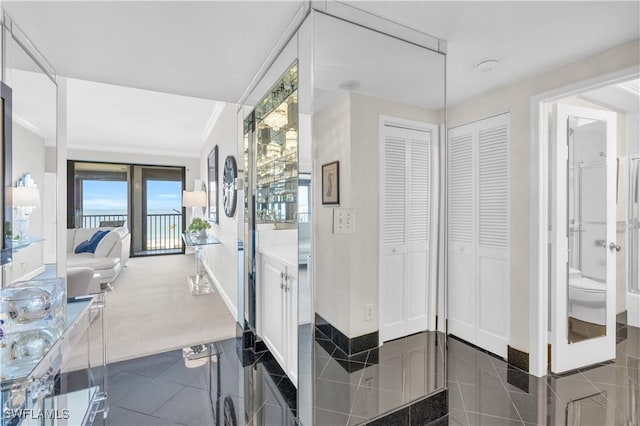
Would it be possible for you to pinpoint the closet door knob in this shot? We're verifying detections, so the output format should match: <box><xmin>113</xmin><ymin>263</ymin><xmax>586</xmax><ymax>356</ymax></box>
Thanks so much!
<box><xmin>609</xmin><ymin>242</ymin><xmax>621</xmax><ymax>252</ymax></box>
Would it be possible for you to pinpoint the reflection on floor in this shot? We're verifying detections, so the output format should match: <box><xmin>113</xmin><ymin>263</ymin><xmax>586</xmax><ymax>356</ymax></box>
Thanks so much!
<box><xmin>101</xmin><ymin>337</ymin><xmax>297</xmax><ymax>426</ymax></box>
<box><xmin>448</xmin><ymin>325</ymin><xmax>640</xmax><ymax>426</ymax></box>
<box><xmin>78</xmin><ymin>324</ymin><xmax>640</xmax><ymax>425</ymax></box>
<box><xmin>314</xmin><ymin>331</ymin><xmax>447</xmax><ymax>425</ymax></box>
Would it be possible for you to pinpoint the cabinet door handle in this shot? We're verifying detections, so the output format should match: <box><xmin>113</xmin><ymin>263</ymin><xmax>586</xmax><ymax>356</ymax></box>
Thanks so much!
<box><xmin>280</xmin><ymin>272</ymin><xmax>285</xmax><ymax>290</ymax></box>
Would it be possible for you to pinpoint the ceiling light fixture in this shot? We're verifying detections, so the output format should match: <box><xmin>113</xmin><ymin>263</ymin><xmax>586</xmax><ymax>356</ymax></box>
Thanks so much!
<box><xmin>476</xmin><ymin>59</ymin><xmax>499</xmax><ymax>73</ymax></box>
<box><xmin>263</xmin><ymin>102</ymin><xmax>288</xmax><ymax>131</ymax></box>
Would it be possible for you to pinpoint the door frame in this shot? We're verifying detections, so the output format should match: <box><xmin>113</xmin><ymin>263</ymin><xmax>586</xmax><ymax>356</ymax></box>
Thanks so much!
<box><xmin>530</xmin><ymin>65</ymin><xmax>640</xmax><ymax>377</ymax></box>
<box><xmin>378</xmin><ymin>115</ymin><xmax>440</xmax><ymax>343</ymax></box>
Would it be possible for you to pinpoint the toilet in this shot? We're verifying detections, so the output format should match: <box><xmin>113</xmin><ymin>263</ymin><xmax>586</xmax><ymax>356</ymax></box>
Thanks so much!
<box><xmin>568</xmin><ymin>268</ymin><xmax>606</xmax><ymax>325</ymax></box>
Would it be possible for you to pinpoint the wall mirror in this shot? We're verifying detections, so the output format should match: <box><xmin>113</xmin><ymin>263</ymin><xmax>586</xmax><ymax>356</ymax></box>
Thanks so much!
<box><xmin>237</xmin><ymin>5</ymin><xmax>446</xmax><ymax>424</ymax></box>
<box><xmin>566</xmin><ymin>116</ymin><xmax>608</xmax><ymax>343</ymax></box>
<box><xmin>309</xmin><ymin>9</ymin><xmax>446</xmax><ymax>423</ymax></box>
<box><xmin>2</xmin><ymin>16</ymin><xmax>58</xmax><ymax>285</ymax></box>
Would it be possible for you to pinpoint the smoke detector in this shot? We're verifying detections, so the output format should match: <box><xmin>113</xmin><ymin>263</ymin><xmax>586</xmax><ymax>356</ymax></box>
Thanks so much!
<box><xmin>476</xmin><ymin>59</ymin><xmax>499</xmax><ymax>73</ymax></box>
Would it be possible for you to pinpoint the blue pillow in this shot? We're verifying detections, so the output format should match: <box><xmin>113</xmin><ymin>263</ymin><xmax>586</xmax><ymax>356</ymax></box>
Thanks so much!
<box><xmin>74</xmin><ymin>230</ymin><xmax>109</xmax><ymax>254</ymax></box>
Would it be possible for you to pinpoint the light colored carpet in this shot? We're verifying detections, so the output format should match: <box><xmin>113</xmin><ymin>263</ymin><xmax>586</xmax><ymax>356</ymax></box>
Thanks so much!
<box><xmin>65</xmin><ymin>254</ymin><xmax>237</xmax><ymax>370</ymax></box>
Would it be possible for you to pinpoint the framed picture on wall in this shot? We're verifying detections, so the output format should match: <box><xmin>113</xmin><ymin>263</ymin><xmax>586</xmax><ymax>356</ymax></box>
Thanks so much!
<box><xmin>322</xmin><ymin>161</ymin><xmax>339</xmax><ymax>205</ymax></box>
<box><xmin>208</xmin><ymin>145</ymin><xmax>219</xmax><ymax>224</ymax></box>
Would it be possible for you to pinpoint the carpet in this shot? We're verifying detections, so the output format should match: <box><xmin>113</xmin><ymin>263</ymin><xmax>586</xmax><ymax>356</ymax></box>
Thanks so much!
<box><xmin>65</xmin><ymin>254</ymin><xmax>237</xmax><ymax>370</ymax></box>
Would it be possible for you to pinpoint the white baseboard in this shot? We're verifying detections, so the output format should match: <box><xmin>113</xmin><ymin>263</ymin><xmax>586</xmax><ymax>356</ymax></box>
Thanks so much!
<box><xmin>203</xmin><ymin>262</ymin><xmax>238</xmax><ymax>322</ymax></box>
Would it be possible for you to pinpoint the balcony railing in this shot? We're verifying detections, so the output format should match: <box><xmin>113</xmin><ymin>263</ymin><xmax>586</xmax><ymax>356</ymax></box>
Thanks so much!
<box><xmin>81</xmin><ymin>214</ymin><xmax>128</xmax><ymax>228</ymax></box>
<box><xmin>145</xmin><ymin>213</ymin><xmax>182</xmax><ymax>251</ymax></box>
<box><xmin>79</xmin><ymin>213</ymin><xmax>183</xmax><ymax>252</ymax></box>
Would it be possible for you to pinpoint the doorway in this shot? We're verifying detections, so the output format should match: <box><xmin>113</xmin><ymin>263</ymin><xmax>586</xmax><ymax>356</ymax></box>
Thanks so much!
<box><xmin>536</xmin><ymin>73</ymin><xmax>640</xmax><ymax>374</ymax></box>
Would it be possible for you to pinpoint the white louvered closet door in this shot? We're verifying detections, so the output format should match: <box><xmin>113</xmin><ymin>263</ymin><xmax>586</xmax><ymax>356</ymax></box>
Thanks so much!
<box><xmin>448</xmin><ymin>113</ymin><xmax>510</xmax><ymax>358</ymax></box>
<box><xmin>447</xmin><ymin>127</ymin><xmax>476</xmax><ymax>345</ymax></box>
<box><xmin>381</xmin><ymin>124</ymin><xmax>433</xmax><ymax>342</ymax></box>
<box><xmin>475</xmin><ymin>116</ymin><xmax>510</xmax><ymax>357</ymax></box>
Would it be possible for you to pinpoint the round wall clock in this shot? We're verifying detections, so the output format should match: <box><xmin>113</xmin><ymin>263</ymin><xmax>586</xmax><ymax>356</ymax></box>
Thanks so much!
<box><xmin>223</xmin><ymin>155</ymin><xmax>237</xmax><ymax>218</ymax></box>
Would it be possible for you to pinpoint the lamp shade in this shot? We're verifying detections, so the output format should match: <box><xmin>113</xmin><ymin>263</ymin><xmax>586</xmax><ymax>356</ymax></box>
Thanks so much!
<box><xmin>11</xmin><ymin>186</ymin><xmax>40</xmax><ymax>208</ymax></box>
<box><xmin>183</xmin><ymin>190</ymin><xmax>207</xmax><ymax>208</ymax></box>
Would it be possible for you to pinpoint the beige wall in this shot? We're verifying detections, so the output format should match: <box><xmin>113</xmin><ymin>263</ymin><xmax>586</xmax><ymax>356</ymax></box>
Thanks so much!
<box><xmin>199</xmin><ymin>104</ymin><xmax>239</xmax><ymax>321</ymax></box>
<box><xmin>447</xmin><ymin>38</ymin><xmax>640</xmax><ymax>353</ymax></box>
<box><xmin>314</xmin><ymin>92</ymin><xmax>352</xmax><ymax>335</ymax></box>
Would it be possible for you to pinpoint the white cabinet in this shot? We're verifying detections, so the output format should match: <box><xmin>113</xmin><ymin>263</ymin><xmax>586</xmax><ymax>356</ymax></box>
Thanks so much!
<box><xmin>447</xmin><ymin>113</ymin><xmax>510</xmax><ymax>358</ymax></box>
<box><xmin>259</xmin><ymin>250</ymin><xmax>298</xmax><ymax>385</ymax></box>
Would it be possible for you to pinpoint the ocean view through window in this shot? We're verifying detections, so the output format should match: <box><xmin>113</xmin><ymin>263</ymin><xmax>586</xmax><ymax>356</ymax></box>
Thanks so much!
<box><xmin>68</xmin><ymin>161</ymin><xmax>186</xmax><ymax>256</ymax></box>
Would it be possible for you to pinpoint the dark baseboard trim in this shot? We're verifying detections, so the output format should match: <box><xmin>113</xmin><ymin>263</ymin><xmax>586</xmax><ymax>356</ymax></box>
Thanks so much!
<box><xmin>315</xmin><ymin>313</ymin><xmax>378</xmax><ymax>355</ymax></box>
<box><xmin>507</xmin><ymin>346</ymin><xmax>529</xmax><ymax>372</ymax></box>
<box><xmin>617</xmin><ymin>310</ymin><xmax>628</xmax><ymax>343</ymax></box>
<box><xmin>236</xmin><ymin>323</ymin><xmax>269</xmax><ymax>366</ymax></box>
<box><xmin>364</xmin><ymin>389</ymin><xmax>448</xmax><ymax>426</ymax></box>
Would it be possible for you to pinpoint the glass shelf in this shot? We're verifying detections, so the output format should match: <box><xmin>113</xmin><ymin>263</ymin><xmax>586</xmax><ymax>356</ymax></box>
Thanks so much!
<box><xmin>181</xmin><ymin>233</ymin><xmax>221</xmax><ymax>247</ymax></box>
<box><xmin>5</xmin><ymin>237</ymin><xmax>45</xmax><ymax>252</ymax></box>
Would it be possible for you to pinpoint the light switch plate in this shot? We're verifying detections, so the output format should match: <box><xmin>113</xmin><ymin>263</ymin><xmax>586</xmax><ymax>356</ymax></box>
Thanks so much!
<box><xmin>333</xmin><ymin>208</ymin><xmax>355</xmax><ymax>234</ymax></box>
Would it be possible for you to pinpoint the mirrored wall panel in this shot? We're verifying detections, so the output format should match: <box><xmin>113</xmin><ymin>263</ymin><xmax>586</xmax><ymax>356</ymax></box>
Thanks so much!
<box><xmin>238</xmin><ymin>6</ymin><xmax>446</xmax><ymax>424</ymax></box>
<box><xmin>310</xmin><ymin>10</ymin><xmax>446</xmax><ymax>424</ymax></box>
<box><xmin>2</xmin><ymin>17</ymin><xmax>58</xmax><ymax>285</ymax></box>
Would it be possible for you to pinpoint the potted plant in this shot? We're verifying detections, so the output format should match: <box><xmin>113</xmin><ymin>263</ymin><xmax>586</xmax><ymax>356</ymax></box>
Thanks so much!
<box><xmin>187</xmin><ymin>217</ymin><xmax>211</xmax><ymax>237</ymax></box>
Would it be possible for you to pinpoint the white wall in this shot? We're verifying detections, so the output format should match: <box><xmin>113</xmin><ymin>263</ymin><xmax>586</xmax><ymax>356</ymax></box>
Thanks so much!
<box><xmin>199</xmin><ymin>104</ymin><xmax>239</xmax><ymax>321</ymax></box>
<box><xmin>447</xmin><ymin>38</ymin><xmax>640</xmax><ymax>354</ymax></box>
<box><xmin>9</xmin><ymin>123</ymin><xmax>45</xmax><ymax>282</ymax></box>
<box><xmin>314</xmin><ymin>92</ymin><xmax>442</xmax><ymax>338</ymax></box>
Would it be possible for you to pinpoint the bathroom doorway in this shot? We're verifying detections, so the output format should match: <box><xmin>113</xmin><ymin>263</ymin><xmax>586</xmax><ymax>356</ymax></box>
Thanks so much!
<box><xmin>539</xmin><ymin>73</ymin><xmax>640</xmax><ymax>374</ymax></box>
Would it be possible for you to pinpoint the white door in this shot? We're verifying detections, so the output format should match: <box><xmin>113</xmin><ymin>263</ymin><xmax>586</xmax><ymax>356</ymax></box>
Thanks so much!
<box><xmin>447</xmin><ymin>129</ymin><xmax>476</xmax><ymax>345</ymax></box>
<box><xmin>380</xmin><ymin>122</ymin><xmax>436</xmax><ymax>342</ymax></box>
<box><xmin>551</xmin><ymin>104</ymin><xmax>617</xmax><ymax>373</ymax></box>
<box><xmin>447</xmin><ymin>114</ymin><xmax>510</xmax><ymax>358</ymax></box>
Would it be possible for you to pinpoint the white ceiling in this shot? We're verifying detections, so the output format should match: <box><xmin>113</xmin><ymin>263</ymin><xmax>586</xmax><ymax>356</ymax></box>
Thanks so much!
<box><xmin>66</xmin><ymin>79</ymin><xmax>221</xmax><ymax>157</ymax></box>
<box><xmin>346</xmin><ymin>1</ymin><xmax>639</xmax><ymax>106</ymax></box>
<box><xmin>2</xmin><ymin>1</ymin><xmax>639</xmax><ymax>153</ymax></box>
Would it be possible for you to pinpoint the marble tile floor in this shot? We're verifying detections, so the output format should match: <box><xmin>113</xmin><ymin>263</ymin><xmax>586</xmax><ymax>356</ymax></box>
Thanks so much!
<box><xmin>56</xmin><ymin>325</ymin><xmax>638</xmax><ymax>425</ymax></box>
<box><xmin>313</xmin><ymin>330</ymin><xmax>447</xmax><ymax>425</ymax></box>
<box><xmin>447</xmin><ymin>325</ymin><xmax>640</xmax><ymax>426</ymax></box>
<box><xmin>62</xmin><ymin>337</ymin><xmax>297</xmax><ymax>426</ymax></box>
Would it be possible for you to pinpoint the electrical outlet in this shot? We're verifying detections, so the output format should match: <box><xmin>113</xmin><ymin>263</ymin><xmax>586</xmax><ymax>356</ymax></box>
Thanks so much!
<box><xmin>365</xmin><ymin>304</ymin><xmax>374</xmax><ymax>321</ymax></box>
<box><xmin>333</xmin><ymin>208</ymin><xmax>355</xmax><ymax>234</ymax></box>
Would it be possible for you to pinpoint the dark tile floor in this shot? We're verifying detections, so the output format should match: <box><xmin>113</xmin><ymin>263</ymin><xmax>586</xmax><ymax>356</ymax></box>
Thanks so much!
<box><xmin>102</xmin><ymin>338</ymin><xmax>296</xmax><ymax>426</ymax></box>
<box><xmin>313</xmin><ymin>330</ymin><xmax>446</xmax><ymax>425</ymax></box>
<box><xmin>447</xmin><ymin>325</ymin><xmax>640</xmax><ymax>426</ymax></box>
<box><xmin>92</xmin><ymin>324</ymin><xmax>639</xmax><ymax>425</ymax></box>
